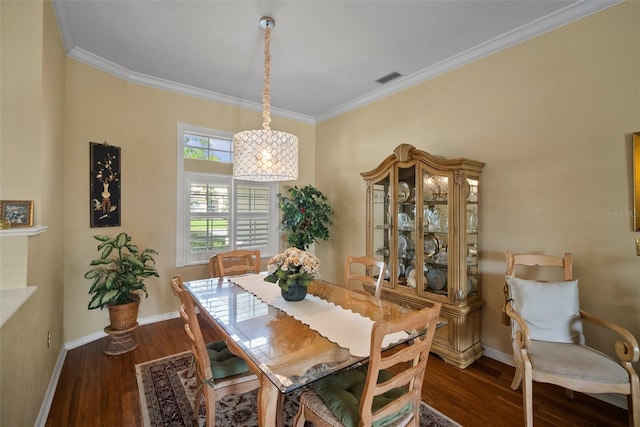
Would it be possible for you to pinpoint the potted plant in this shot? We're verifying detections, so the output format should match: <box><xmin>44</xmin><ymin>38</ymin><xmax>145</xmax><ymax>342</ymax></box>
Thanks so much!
<box><xmin>278</xmin><ymin>184</ymin><xmax>335</xmax><ymax>250</ymax></box>
<box><xmin>84</xmin><ymin>232</ymin><xmax>159</xmax><ymax>330</ymax></box>
<box><xmin>264</xmin><ymin>247</ymin><xmax>321</xmax><ymax>301</ymax></box>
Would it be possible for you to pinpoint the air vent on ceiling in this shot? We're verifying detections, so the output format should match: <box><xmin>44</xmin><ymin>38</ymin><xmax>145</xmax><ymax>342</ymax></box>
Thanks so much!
<box><xmin>375</xmin><ymin>71</ymin><xmax>402</xmax><ymax>84</ymax></box>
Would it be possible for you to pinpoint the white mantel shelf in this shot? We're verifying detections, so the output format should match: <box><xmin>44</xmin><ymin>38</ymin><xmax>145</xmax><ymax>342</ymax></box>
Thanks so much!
<box><xmin>0</xmin><ymin>225</ymin><xmax>48</xmax><ymax>237</ymax></box>
<box><xmin>0</xmin><ymin>226</ymin><xmax>47</xmax><ymax>326</ymax></box>
<box><xmin>0</xmin><ymin>286</ymin><xmax>38</xmax><ymax>327</ymax></box>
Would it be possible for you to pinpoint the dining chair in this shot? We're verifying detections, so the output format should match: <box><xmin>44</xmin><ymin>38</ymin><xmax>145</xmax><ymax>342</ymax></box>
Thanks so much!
<box><xmin>170</xmin><ymin>276</ymin><xmax>260</xmax><ymax>426</ymax></box>
<box><xmin>209</xmin><ymin>249</ymin><xmax>260</xmax><ymax>279</ymax></box>
<box><xmin>208</xmin><ymin>254</ymin><xmax>221</xmax><ymax>278</ymax></box>
<box><xmin>293</xmin><ymin>303</ymin><xmax>442</xmax><ymax>427</ymax></box>
<box><xmin>503</xmin><ymin>251</ymin><xmax>639</xmax><ymax>427</ymax></box>
<box><xmin>344</xmin><ymin>255</ymin><xmax>386</xmax><ymax>301</ymax></box>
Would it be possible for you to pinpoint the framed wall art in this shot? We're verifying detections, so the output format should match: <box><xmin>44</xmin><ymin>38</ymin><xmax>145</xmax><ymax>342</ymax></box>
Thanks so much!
<box><xmin>90</xmin><ymin>142</ymin><xmax>121</xmax><ymax>227</ymax></box>
<box><xmin>0</xmin><ymin>200</ymin><xmax>34</xmax><ymax>227</ymax></box>
<box><xmin>634</xmin><ymin>133</ymin><xmax>640</xmax><ymax>231</ymax></box>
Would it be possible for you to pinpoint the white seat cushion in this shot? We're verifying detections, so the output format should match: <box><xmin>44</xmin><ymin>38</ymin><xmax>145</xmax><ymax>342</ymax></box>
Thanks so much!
<box><xmin>527</xmin><ymin>340</ymin><xmax>629</xmax><ymax>384</ymax></box>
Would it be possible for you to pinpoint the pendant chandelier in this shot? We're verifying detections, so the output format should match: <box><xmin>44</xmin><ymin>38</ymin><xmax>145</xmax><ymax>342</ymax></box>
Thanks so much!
<box><xmin>233</xmin><ymin>16</ymin><xmax>298</xmax><ymax>182</ymax></box>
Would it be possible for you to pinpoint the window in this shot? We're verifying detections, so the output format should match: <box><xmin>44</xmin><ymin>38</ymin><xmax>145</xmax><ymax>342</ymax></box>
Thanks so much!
<box><xmin>184</xmin><ymin>133</ymin><xmax>233</xmax><ymax>162</ymax></box>
<box><xmin>176</xmin><ymin>123</ymin><xmax>278</xmax><ymax>266</ymax></box>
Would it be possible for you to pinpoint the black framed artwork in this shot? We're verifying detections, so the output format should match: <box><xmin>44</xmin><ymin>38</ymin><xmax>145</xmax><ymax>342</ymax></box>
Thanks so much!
<box><xmin>90</xmin><ymin>142</ymin><xmax>121</xmax><ymax>227</ymax></box>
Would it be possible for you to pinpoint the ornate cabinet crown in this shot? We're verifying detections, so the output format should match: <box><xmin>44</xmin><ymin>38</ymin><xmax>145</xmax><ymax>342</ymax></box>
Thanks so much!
<box><xmin>361</xmin><ymin>144</ymin><xmax>484</xmax><ymax>368</ymax></box>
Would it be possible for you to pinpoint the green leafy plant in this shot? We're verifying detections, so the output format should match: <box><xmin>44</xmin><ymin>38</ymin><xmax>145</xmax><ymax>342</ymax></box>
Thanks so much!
<box><xmin>278</xmin><ymin>184</ymin><xmax>335</xmax><ymax>250</ymax></box>
<box><xmin>84</xmin><ymin>232</ymin><xmax>159</xmax><ymax>309</ymax></box>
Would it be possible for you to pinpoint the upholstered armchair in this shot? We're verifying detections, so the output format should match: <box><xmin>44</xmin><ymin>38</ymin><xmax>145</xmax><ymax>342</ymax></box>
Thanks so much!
<box><xmin>503</xmin><ymin>251</ymin><xmax>639</xmax><ymax>426</ymax></box>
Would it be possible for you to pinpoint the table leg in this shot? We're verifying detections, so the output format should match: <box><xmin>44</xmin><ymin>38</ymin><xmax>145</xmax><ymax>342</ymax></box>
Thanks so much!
<box><xmin>258</xmin><ymin>375</ymin><xmax>281</xmax><ymax>426</ymax></box>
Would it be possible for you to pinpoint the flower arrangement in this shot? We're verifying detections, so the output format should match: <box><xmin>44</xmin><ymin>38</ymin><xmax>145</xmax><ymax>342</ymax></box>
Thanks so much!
<box><xmin>264</xmin><ymin>247</ymin><xmax>321</xmax><ymax>291</ymax></box>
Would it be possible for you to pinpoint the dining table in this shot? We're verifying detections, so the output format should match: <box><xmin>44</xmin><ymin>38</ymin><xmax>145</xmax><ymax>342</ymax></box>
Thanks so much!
<box><xmin>184</xmin><ymin>273</ymin><xmax>431</xmax><ymax>426</ymax></box>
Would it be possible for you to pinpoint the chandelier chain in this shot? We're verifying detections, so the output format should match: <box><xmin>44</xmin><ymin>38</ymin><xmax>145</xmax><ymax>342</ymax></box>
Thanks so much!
<box><xmin>262</xmin><ymin>26</ymin><xmax>271</xmax><ymax>130</ymax></box>
<box><xmin>232</xmin><ymin>15</ymin><xmax>298</xmax><ymax>181</ymax></box>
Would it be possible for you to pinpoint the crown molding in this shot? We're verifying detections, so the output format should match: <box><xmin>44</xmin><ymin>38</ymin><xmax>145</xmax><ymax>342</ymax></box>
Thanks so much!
<box><xmin>315</xmin><ymin>0</ymin><xmax>622</xmax><ymax>123</ymax></box>
<box><xmin>67</xmin><ymin>47</ymin><xmax>316</xmax><ymax>125</ymax></box>
<box><xmin>54</xmin><ymin>0</ymin><xmax>621</xmax><ymax>125</ymax></box>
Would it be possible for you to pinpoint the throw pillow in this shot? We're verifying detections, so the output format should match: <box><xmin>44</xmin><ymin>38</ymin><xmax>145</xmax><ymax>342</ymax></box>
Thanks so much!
<box><xmin>505</xmin><ymin>276</ymin><xmax>583</xmax><ymax>344</ymax></box>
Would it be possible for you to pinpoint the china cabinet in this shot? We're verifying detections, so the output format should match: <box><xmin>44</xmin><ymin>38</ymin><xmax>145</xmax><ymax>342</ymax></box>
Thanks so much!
<box><xmin>361</xmin><ymin>144</ymin><xmax>484</xmax><ymax>368</ymax></box>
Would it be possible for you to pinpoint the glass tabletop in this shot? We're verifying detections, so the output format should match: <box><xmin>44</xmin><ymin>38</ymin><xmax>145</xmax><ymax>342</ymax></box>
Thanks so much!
<box><xmin>185</xmin><ymin>276</ymin><xmax>424</xmax><ymax>393</ymax></box>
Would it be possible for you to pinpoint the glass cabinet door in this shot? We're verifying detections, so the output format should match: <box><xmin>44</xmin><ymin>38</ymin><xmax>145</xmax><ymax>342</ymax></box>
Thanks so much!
<box><xmin>421</xmin><ymin>168</ymin><xmax>450</xmax><ymax>301</ymax></box>
<box><xmin>396</xmin><ymin>165</ymin><xmax>417</xmax><ymax>292</ymax></box>
<box><xmin>370</xmin><ymin>175</ymin><xmax>391</xmax><ymax>284</ymax></box>
<box><xmin>465</xmin><ymin>177</ymin><xmax>479</xmax><ymax>301</ymax></box>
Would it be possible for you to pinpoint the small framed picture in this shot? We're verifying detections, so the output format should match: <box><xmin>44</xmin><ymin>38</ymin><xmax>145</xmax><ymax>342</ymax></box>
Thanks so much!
<box><xmin>0</xmin><ymin>200</ymin><xmax>34</xmax><ymax>227</ymax></box>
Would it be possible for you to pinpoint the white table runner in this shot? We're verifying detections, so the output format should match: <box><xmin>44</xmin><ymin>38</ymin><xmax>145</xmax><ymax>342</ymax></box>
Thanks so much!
<box><xmin>231</xmin><ymin>274</ymin><xmax>408</xmax><ymax>357</ymax></box>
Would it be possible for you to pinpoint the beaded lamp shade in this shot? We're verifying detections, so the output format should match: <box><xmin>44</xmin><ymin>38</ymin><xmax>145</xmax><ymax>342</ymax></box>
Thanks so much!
<box><xmin>233</xmin><ymin>129</ymin><xmax>298</xmax><ymax>181</ymax></box>
<box><xmin>233</xmin><ymin>16</ymin><xmax>298</xmax><ymax>182</ymax></box>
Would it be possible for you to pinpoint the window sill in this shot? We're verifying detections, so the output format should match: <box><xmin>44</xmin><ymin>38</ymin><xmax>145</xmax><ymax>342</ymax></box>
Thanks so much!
<box><xmin>0</xmin><ymin>286</ymin><xmax>37</xmax><ymax>327</ymax></box>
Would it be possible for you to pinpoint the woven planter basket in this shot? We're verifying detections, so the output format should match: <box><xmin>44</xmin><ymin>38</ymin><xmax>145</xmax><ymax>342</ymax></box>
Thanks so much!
<box><xmin>108</xmin><ymin>295</ymin><xmax>140</xmax><ymax>330</ymax></box>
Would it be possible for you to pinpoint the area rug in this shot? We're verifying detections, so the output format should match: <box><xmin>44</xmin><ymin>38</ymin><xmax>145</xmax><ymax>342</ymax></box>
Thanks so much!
<box><xmin>136</xmin><ymin>352</ymin><xmax>461</xmax><ymax>427</ymax></box>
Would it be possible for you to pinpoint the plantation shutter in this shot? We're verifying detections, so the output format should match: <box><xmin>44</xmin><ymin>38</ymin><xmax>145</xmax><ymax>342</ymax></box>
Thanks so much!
<box><xmin>188</xmin><ymin>174</ymin><xmax>231</xmax><ymax>254</ymax></box>
<box><xmin>235</xmin><ymin>181</ymin><xmax>271</xmax><ymax>249</ymax></box>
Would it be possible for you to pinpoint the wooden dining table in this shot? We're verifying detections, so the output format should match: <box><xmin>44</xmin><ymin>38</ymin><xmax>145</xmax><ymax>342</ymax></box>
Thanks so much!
<box><xmin>184</xmin><ymin>274</ymin><xmax>428</xmax><ymax>426</ymax></box>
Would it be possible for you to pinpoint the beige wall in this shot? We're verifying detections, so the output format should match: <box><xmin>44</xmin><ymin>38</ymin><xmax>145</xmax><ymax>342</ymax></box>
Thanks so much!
<box><xmin>0</xmin><ymin>1</ymin><xmax>65</xmax><ymax>425</ymax></box>
<box><xmin>63</xmin><ymin>60</ymin><xmax>316</xmax><ymax>341</ymax></box>
<box><xmin>315</xmin><ymin>1</ymin><xmax>640</xmax><ymax>365</ymax></box>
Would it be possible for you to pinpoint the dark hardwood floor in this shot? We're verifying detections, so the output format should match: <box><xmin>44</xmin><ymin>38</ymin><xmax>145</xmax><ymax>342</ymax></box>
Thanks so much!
<box><xmin>45</xmin><ymin>317</ymin><xmax>629</xmax><ymax>426</ymax></box>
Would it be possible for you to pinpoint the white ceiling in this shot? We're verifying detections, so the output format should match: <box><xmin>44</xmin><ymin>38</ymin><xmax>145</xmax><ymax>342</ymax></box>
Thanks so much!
<box><xmin>53</xmin><ymin>0</ymin><xmax>619</xmax><ymax>124</ymax></box>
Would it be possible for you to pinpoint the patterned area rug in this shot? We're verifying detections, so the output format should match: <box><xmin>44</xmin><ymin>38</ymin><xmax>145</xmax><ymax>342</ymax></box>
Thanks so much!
<box><xmin>135</xmin><ymin>352</ymin><xmax>461</xmax><ymax>427</ymax></box>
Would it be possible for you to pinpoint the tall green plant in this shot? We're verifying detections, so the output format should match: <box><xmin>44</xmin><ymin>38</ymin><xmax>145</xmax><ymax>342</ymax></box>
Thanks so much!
<box><xmin>84</xmin><ymin>233</ymin><xmax>159</xmax><ymax>309</ymax></box>
<box><xmin>278</xmin><ymin>185</ymin><xmax>335</xmax><ymax>250</ymax></box>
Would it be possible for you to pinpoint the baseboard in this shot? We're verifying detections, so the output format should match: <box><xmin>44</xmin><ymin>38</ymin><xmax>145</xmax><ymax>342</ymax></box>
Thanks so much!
<box><xmin>64</xmin><ymin>311</ymin><xmax>180</xmax><ymax>350</ymax></box>
<box><xmin>139</xmin><ymin>310</ymin><xmax>181</xmax><ymax>325</ymax></box>
<box><xmin>39</xmin><ymin>311</ymin><xmax>180</xmax><ymax>424</ymax></box>
<box><xmin>481</xmin><ymin>345</ymin><xmax>628</xmax><ymax>410</ymax></box>
<box><xmin>481</xmin><ymin>346</ymin><xmax>514</xmax><ymax>366</ymax></box>
<box><xmin>34</xmin><ymin>344</ymin><xmax>67</xmax><ymax>427</ymax></box>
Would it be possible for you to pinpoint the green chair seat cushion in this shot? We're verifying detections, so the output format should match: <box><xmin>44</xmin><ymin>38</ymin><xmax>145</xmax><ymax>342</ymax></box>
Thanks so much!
<box><xmin>311</xmin><ymin>365</ymin><xmax>412</xmax><ymax>427</ymax></box>
<box><xmin>206</xmin><ymin>340</ymin><xmax>250</xmax><ymax>379</ymax></box>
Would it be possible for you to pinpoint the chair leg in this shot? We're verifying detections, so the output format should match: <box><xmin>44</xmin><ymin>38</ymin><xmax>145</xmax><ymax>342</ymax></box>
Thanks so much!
<box><xmin>293</xmin><ymin>407</ymin><xmax>306</xmax><ymax>427</ymax></box>
<box><xmin>511</xmin><ymin>366</ymin><xmax>523</xmax><ymax>390</ymax></box>
<box><xmin>522</xmin><ymin>365</ymin><xmax>534</xmax><ymax>427</ymax></box>
<box><xmin>188</xmin><ymin>356</ymin><xmax>196</xmax><ymax>378</ymax></box>
<box><xmin>630</xmin><ymin>376</ymin><xmax>639</xmax><ymax>427</ymax></box>
<box><xmin>203</xmin><ymin>386</ymin><xmax>216</xmax><ymax>427</ymax></box>
<box><xmin>193</xmin><ymin>385</ymin><xmax>203</xmax><ymax>423</ymax></box>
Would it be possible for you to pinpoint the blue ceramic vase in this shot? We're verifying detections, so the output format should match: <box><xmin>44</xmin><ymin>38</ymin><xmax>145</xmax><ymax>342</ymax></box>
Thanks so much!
<box><xmin>281</xmin><ymin>284</ymin><xmax>307</xmax><ymax>301</ymax></box>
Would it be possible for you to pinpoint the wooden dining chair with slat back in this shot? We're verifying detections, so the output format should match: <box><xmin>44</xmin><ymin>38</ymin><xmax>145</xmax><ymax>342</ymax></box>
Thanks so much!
<box><xmin>209</xmin><ymin>250</ymin><xmax>260</xmax><ymax>279</ymax></box>
<box><xmin>293</xmin><ymin>303</ymin><xmax>442</xmax><ymax>427</ymax></box>
<box><xmin>208</xmin><ymin>254</ymin><xmax>221</xmax><ymax>278</ymax></box>
<box><xmin>344</xmin><ymin>255</ymin><xmax>386</xmax><ymax>301</ymax></box>
<box><xmin>170</xmin><ymin>276</ymin><xmax>260</xmax><ymax>426</ymax></box>
<box><xmin>503</xmin><ymin>251</ymin><xmax>639</xmax><ymax>427</ymax></box>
